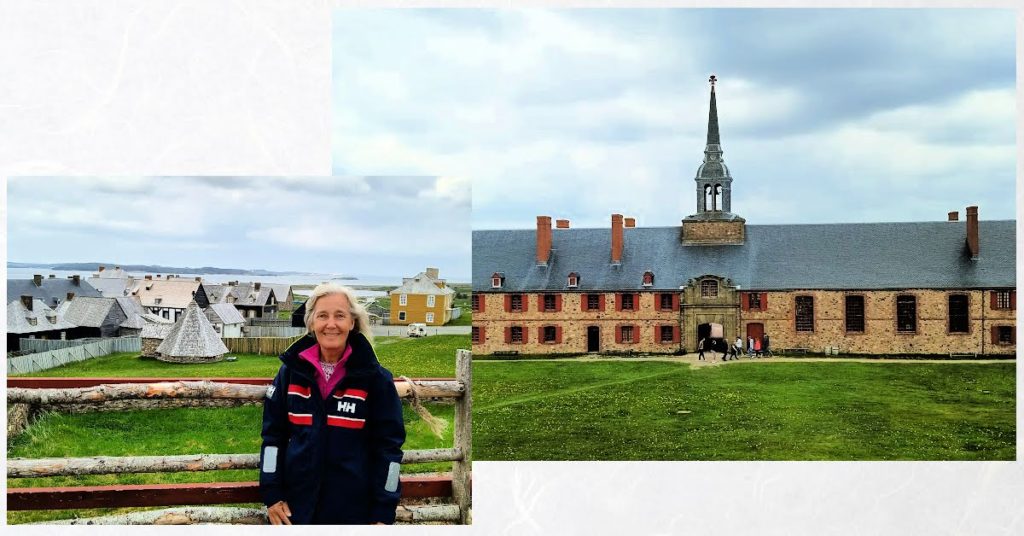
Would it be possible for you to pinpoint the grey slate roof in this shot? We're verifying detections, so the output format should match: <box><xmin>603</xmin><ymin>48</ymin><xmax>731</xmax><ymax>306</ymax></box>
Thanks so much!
<box><xmin>60</xmin><ymin>297</ymin><xmax>117</xmax><ymax>328</ymax></box>
<box><xmin>156</xmin><ymin>301</ymin><xmax>229</xmax><ymax>358</ymax></box>
<box><xmin>206</xmin><ymin>303</ymin><xmax>246</xmax><ymax>325</ymax></box>
<box><xmin>87</xmin><ymin>277</ymin><xmax>135</xmax><ymax>297</ymax></box>
<box><xmin>472</xmin><ymin>220</ymin><xmax>1016</xmax><ymax>292</ymax></box>
<box><xmin>7</xmin><ymin>299</ymin><xmax>77</xmax><ymax>334</ymax></box>
<box><xmin>7</xmin><ymin>277</ymin><xmax>103</xmax><ymax>308</ymax></box>
<box><xmin>391</xmin><ymin>272</ymin><xmax>456</xmax><ymax>296</ymax></box>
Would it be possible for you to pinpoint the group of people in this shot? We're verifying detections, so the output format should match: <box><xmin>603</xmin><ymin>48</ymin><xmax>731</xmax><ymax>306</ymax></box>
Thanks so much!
<box><xmin>696</xmin><ymin>334</ymin><xmax>771</xmax><ymax>362</ymax></box>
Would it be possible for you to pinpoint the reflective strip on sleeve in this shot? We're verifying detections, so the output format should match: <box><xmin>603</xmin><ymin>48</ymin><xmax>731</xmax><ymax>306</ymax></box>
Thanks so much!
<box><xmin>384</xmin><ymin>462</ymin><xmax>400</xmax><ymax>492</ymax></box>
<box><xmin>262</xmin><ymin>446</ymin><xmax>278</xmax><ymax>473</ymax></box>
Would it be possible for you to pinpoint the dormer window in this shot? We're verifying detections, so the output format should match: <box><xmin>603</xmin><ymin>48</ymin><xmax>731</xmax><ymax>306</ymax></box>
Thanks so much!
<box><xmin>154</xmin><ymin>298</ymin><xmax>162</xmax><ymax>305</ymax></box>
<box><xmin>567</xmin><ymin>272</ymin><xmax>579</xmax><ymax>288</ymax></box>
<box><xmin>491</xmin><ymin>272</ymin><xmax>505</xmax><ymax>289</ymax></box>
<box><xmin>642</xmin><ymin>271</ymin><xmax>654</xmax><ymax>287</ymax></box>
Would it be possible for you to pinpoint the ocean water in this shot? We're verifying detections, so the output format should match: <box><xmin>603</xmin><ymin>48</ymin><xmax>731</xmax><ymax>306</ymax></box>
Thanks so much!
<box><xmin>5</xmin><ymin>267</ymin><xmax>400</xmax><ymax>290</ymax></box>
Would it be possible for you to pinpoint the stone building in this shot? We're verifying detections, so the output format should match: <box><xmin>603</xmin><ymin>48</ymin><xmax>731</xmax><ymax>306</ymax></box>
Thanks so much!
<box><xmin>471</xmin><ymin>80</ymin><xmax>1016</xmax><ymax>357</ymax></box>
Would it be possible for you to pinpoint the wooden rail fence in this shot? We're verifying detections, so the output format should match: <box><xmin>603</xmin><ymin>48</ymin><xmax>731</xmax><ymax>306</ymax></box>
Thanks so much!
<box><xmin>7</xmin><ymin>349</ymin><xmax>472</xmax><ymax>525</ymax></box>
<box><xmin>220</xmin><ymin>335</ymin><xmax>304</xmax><ymax>356</ymax></box>
<box><xmin>8</xmin><ymin>337</ymin><xmax>142</xmax><ymax>375</ymax></box>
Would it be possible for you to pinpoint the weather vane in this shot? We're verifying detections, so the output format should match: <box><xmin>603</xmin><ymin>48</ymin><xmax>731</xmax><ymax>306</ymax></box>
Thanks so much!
<box><xmin>709</xmin><ymin>74</ymin><xmax>717</xmax><ymax>88</ymax></box>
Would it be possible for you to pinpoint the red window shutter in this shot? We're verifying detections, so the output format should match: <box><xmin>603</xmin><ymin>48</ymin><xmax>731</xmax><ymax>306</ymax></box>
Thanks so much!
<box><xmin>504</xmin><ymin>326</ymin><xmax>511</xmax><ymax>343</ymax></box>
<box><xmin>538</xmin><ymin>326</ymin><xmax>545</xmax><ymax>343</ymax></box>
<box><xmin>480</xmin><ymin>326</ymin><xmax>486</xmax><ymax>343</ymax></box>
<box><xmin>479</xmin><ymin>295</ymin><xmax>485</xmax><ymax>313</ymax></box>
<box><xmin>990</xmin><ymin>291</ymin><xmax>997</xmax><ymax>310</ymax></box>
<box><xmin>741</xmin><ymin>293</ymin><xmax>749</xmax><ymax>311</ymax></box>
<box><xmin>537</xmin><ymin>295</ymin><xmax>544</xmax><ymax>312</ymax></box>
<box><xmin>1012</xmin><ymin>291</ymin><xmax>1017</xmax><ymax>310</ymax></box>
<box><xmin>504</xmin><ymin>295</ymin><xmax>511</xmax><ymax>312</ymax></box>
<box><xmin>522</xmin><ymin>327</ymin><xmax>528</xmax><ymax>343</ymax></box>
<box><xmin>599</xmin><ymin>294</ymin><xmax>606</xmax><ymax>311</ymax></box>
<box><xmin>634</xmin><ymin>325</ymin><xmax>640</xmax><ymax>344</ymax></box>
<box><xmin>555</xmin><ymin>294</ymin><xmax>562</xmax><ymax>312</ymax></box>
<box><xmin>655</xmin><ymin>294</ymin><xmax>662</xmax><ymax>312</ymax></box>
<box><xmin>581</xmin><ymin>296</ymin><xmax>587</xmax><ymax>312</ymax></box>
<box><xmin>762</xmin><ymin>293</ymin><xmax>768</xmax><ymax>310</ymax></box>
<box><xmin>673</xmin><ymin>325</ymin><xmax>680</xmax><ymax>343</ymax></box>
<box><xmin>634</xmin><ymin>294</ymin><xmax>641</xmax><ymax>310</ymax></box>
<box><xmin>615</xmin><ymin>325</ymin><xmax>623</xmax><ymax>343</ymax></box>
<box><xmin>991</xmin><ymin>326</ymin><xmax>998</xmax><ymax>344</ymax></box>
<box><xmin>555</xmin><ymin>326</ymin><xmax>563</xmax><ymax>344</ymax></box>
<box><xmin>616</xmin><ymin>294</ymin><xmax>623</xmax><ymax>312</ymax></box>
<box><xmin>672</xmin><ymin>294</ymin><xmax>680</xmax><ymax>311</ymax></box>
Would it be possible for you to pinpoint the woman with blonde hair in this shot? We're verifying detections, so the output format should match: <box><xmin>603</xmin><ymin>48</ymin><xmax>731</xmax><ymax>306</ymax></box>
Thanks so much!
<box><xmin>259</xmin><ymin>283</ymin><xmax>405</xmax><ymax>525</ymax></box>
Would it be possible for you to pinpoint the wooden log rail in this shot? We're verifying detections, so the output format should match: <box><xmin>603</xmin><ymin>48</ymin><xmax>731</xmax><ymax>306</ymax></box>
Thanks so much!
<box><xmin>8</xmin><ymin>476</ymin><xmax>454</xmax><ymax>510</ymax></box>
<box><xmin>8</xmin><ymin>379</ymin><xmax>463</xmax><ymax>405</ymax></box>
<box><xmin>8</xmin><ymin>449</ymin><xmax>464</xmax><ymax>478</ymax></box>
<box><xmin>34</xmin><ymin>505</ymin><xmax>461</xmax><ymax>524</ymax></box>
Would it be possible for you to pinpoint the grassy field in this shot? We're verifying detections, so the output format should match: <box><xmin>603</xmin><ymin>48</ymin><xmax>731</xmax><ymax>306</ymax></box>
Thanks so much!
<box><xmin>7</xmin><ymin>335</ymin><xmax>470</xmax><ymax>524</ymax></box>
<box><xmin>473</xmin><ymin>359</ymin><xmax>1015</xmax><ymax>461</ymax></box>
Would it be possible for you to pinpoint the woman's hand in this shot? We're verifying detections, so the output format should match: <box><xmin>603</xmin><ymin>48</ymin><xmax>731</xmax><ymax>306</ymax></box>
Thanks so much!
<box><xmin>267</xmin><ymin>500</ymin><xmax>292</xmax><ymax>525</ymax></box>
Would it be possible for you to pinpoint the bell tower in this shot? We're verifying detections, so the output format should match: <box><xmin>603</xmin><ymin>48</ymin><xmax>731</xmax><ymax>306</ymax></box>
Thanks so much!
<box><xmin>682</xmin><ymin>75</ymin><xmax>745</xmax><ymax>245</ymax></box>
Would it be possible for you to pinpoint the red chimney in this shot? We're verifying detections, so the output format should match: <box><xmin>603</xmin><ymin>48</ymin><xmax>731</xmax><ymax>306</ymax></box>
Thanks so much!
<box><xmin>948</xmin><ymin>211</ymin><xmax>959</xmax><ymax>222</ymax></box>
<box><xmin>556</xmin><ymin>219</ymin><xmax>570</xmax><ymax>229</ymax></box>
<box><xmin>966</xmin><ymin>206</ymin><xmax>979</xmax><ymax>259</ymax></box>
<box><xmin>21</xmin><ymin>295</ymin><xmax>33</xmax><ymax>311</ymax></box>
<box><xmin>611</xmin><ymin>214</ymin><xmax>624</xmax><ymax>264</ymax></box>
<box><xmin>624</xmin><ymin>217</ymin><xmax>636</xmax><ymax>228</ymax></box>
<box><xmin>536</xmin><ymin>216</ymin><xmax>552</xmax><ymax>266</ymax></box>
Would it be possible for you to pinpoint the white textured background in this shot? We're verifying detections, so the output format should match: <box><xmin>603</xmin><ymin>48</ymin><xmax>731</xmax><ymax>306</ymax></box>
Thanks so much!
<box><xmin>1</xmin><ymin>1</ymin><xmax>1023</xmax><ymax>535</ymax></box>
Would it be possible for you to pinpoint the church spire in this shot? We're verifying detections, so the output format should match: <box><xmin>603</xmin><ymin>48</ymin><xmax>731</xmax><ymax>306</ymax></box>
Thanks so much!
<box><xmin>706</xmin><ymin>74</ymin><xmax>720</xmax><ymax>146</ymax></box>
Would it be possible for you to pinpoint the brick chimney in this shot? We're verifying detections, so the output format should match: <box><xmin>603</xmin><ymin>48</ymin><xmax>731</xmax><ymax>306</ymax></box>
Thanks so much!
<box><xmin>624</xmin><ymin>217</ymin><xmax>636</xmax><ymax>228</ymax></box>
<box><xmin>611</xmin><ymin>213</ymin><xmax>624</xmax><ymax>265</ymax></box>
<box><xmin>536</xmin><ymin>216</ymin><xmax>552</xmax><ymax>266</ymax></box>
<box><xmin>21</xmin><ymin>295</ymin><xmax>33</xmax><ymax>311</ymax></box>
<box><xmin>948</xmin><ymin>211</ymin><xmax>959</xmax><ymax>222</ymax></box>
<box><xmin>425</xmin><ymin>267</ymin><xmax>440</xmax><ymax>279</ymax></box>
<box><xmin>33</xmin><ymin>274</ymin><xmax>42</xmax><ymax>286</ymax></box>
<box><xmin>72</xmin><ymin>275</ymin><xmax>81</xmax><ymax>286</ymax></box>
<box><xmin>67</xmin><ymin>292</ymin><xmax>75</xmax><ymax>301</ymax></box>
<box><xmin>966</xmin><ymin>206</ymin><xmax>979</xmax><ymax>259</ymax></box>
<box><xmin>556</xmin><ymin>219</ymin><xmax>570</xmax><ymax>229</ymax></box>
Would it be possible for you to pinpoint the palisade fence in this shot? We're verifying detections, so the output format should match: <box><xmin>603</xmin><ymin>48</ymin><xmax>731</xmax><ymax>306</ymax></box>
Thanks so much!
<box><xmin>242</xmin><ymin>326</ymin><xmax>307</xmax><ymax>338</ymax></box>
<box><xmin>9</xmin><ymin>337</ymin><xmax>142</xmax><ymax>375</ymax></box>
<box><xmin>246</xmin><ymin>318</ymin><xmax>292</xmax><ymax>328</ymax></box>
<box><xmin>7</xmin><ymin>349</ymin><xmax>473</xmax><ymax>525</ymax></box>
<box><xmin>221</xmin><ymin>336</ymin><xmax>305</xmax><ymax>356</ymax></box>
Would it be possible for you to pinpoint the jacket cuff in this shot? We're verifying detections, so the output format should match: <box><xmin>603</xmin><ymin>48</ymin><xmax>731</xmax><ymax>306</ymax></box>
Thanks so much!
<box><xmin>368</xmin><ymin>503</ymin><xmax>398</xmax><ymax>525</ymax></box>
<box><xmin>261</xmin><ymin>486</ymin><xmax>286</xmax><ymax>508</ymax></box>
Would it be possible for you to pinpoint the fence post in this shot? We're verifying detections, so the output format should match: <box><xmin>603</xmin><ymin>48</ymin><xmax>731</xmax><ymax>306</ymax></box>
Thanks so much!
<box><xmin>452</xmin><ymin>349</ymin><xmax>472</xmax><ymax>524</ymax></box>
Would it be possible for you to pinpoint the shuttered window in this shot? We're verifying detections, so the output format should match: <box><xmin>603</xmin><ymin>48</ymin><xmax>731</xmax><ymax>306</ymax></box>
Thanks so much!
<box><xmin>660</xmin><ymin>326</ymin><xmax>674</xmax><ymax>343</ymax></box>
<box><xmin>543</xmin><ymin>326</ymin><xmax>557</xmax><ymax>343</ymax></box>
<box><xmin>948</xmin><ymin>294</ymin><xmax>969</xmax><ymax>333</ymax></box>
<box><xmin>620</xmin><ymin>325</ymin><xmax>634</xmax><ymax>343</ymax></box>
<box><xmin>510</xmin><ymin>326</ymin><xmax>523</xmax><ymax>343</ymax></box>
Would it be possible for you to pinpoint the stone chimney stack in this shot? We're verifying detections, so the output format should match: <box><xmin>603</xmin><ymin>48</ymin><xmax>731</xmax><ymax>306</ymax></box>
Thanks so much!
<box><xmin>255</xmin><ymin>282</ymin><xmax>262</xmax><ymax>291</ymax></box>
<box><xmin>48</xmin><ymin>274</ymin><xmax>55</xmax><ymax>278</ymax></box>
<box><xmin>195</xmin><ymin>276</ymin><xmax>202</xmax><ymax>282</ymax></box>
<box><xmin>72</xmin><ymin>275</ymin><xmax>81</xmax><ymax>286</ymax></box>
<box><xmin>948</xmin><ymin>211</ymin><xmax>959</xmax><ymax>222</ymax></box>
<box><xmin>145</xmin><ymin>275</ymin><xmax>153</xmax><ymax>281</ymax></box>
<box><xmin>556</xmin><ymin>219</ymin><xmax>570</xmax><ymax>229</ymax></box>
<box><xmin>21</xmin><ymin>295</ymin><xmax>33</xmax><ymax>311</ymax></box>
<box><xmin>33</xmin><ymin>274</ymin><xmax>42</xmax><ymax>287</ymax></box>
<box><xmin>99</xmin><ymin>265</ymin><xmax>105</xmax><ymax>272</ymax></box>
<box><xmin>624</xmin><ymin>217</ymin><xmax>636</xmax><ymax>228</ymax></box>
<box><xmin>67</xmin><ymin>292</ymin><xmax>75</xmax><ymax>301</ymax></box>
<box><xmin>426</xmin><ymin>267</ymin><xmax>440</xmax><ymax>279</ymax></box>
<box><xmin>611</xmin><ymin>214</ymin><xmax>624</xmax><ymax>265</ymax></box>
<box><xmin>536</xmin><ymin>216</ymin><xmax>552</xmax><ymax>266</ymax></box>
<box><xmin>966</xmin><ymin>206</ymin><xmax>979</xmax><ymax>259</ymax></box>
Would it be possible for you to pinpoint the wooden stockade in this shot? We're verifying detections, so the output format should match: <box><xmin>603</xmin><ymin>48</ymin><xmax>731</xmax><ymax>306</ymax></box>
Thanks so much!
<box><xmin>7</xmin><ymin>349</ymin><xmax>473</xmax><ymax>525</ymax></box>
<box><xmin>243</xmin><ymin>326</ymin><xmax>306</xmax><ymax>338</ymax></box>
<box><xmin>221</xmin><ymin>335</ymin><xmax>304</xmax><ymax>356</ymax></box>
<box><xmin>8</xmin><ymin>337</ymin><xmax>142</xmax><ymax>375</ymax></box>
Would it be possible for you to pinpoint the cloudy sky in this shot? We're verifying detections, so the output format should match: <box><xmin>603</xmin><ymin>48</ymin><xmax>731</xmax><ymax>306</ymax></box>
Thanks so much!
<box><xmin>6</xmin><ymin>176</ymin><xmax>471</xmax><ymax>279</ymax></box>
<box><xmin>331</xmin><ymin>9</ymin><xmax>1015</xmax><ymax>230</ymax></box>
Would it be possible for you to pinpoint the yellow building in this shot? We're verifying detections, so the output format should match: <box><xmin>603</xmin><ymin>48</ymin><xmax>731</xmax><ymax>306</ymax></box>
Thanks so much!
<box><xmin>390</xmin><ymin>267</ymin><xmax>455</xmax><ymax>326</ymax></box>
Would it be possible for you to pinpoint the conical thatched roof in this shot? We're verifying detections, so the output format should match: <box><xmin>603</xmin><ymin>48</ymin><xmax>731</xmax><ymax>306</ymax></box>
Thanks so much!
<box><xmin>156</xmin><ymin>300</ymin><xmax>228</xmax><ymax>363</ymax></box>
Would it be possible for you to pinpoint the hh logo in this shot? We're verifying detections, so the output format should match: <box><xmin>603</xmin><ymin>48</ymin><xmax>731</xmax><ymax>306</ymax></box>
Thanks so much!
<box><xmin>337</xmin><ymin>401</ymin><xmax>357</xmax><ymax>414</ymax></box>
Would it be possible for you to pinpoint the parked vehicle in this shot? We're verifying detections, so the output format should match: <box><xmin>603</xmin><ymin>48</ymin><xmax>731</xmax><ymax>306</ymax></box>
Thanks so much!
<box><xmin>407</xmin><ymin>323</ymin><xmax>428</xmax><ymax>337</ymax></box>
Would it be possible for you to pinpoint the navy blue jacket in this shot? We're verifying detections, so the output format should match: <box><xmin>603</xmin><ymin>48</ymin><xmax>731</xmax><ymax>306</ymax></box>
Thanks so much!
<box><xmin>259</xmin><ymin>332</ymin><xmax>405</xmax><ymax>524</ymax></box>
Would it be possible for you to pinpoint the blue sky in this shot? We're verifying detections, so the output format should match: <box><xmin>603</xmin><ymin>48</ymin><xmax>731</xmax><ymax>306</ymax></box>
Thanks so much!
<box><xmin>6</xmin><ymin>177</ymin><xmax>471</xmax><ymax>280</ymax></box>
<box><xmin>331</xmin><ymin>9</ymin><xmax>1015</xmax><ymax>230</ymax></box>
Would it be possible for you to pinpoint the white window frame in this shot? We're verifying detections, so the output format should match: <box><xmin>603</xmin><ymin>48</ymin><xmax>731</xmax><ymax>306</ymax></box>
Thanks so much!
<box><xmin>491</xmin><ymin>277</ymin><xmax>502</xmax><ymax>288</ymax></box>
<box><xmin>399</xmin><ymin>294</ymin><xmax>408</xmax><ymax>306</ymax></box>
<box><xmin>426</xmin><ymin>312</ymin><xmax>434</xmax><ymax>323</ymax></box>
<box><xmin>427</xmin><ymin>295</ymin><xmax>436</xmax><ymax>307</ymax></box>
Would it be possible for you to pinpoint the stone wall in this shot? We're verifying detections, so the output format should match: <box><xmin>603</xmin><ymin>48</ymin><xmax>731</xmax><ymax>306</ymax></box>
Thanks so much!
<box><xmin>681</xmin><ymin>220</ymin><xmax>745</xmax><ymax>245</ymax></box>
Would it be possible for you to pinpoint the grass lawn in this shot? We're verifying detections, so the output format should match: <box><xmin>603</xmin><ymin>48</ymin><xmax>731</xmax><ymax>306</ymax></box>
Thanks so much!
<box><xmin>473</xmin><ymin>360</ymin><xmax>1015</xmax><ymax>461</ymax></box>
<box><xmin>7</xmin><ymin>335</ymin><xmax>470</xmax><ymax>524</ymax></box>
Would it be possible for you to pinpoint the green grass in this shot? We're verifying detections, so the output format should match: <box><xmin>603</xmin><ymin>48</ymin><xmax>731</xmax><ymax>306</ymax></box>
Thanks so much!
<box><xmin>473</xmin><ymin>360</ymin><xmax>1015</xmax><ymax>461</ymax></box>
<box><xmin>7</xmin><ymin>335</ymin><xmax>470</xmax><ymax>524</ymax></box>
<box><xmin>11</xmin><ymin>335</ymin><xmax>469</xmax><ymax>379</ymax></box>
